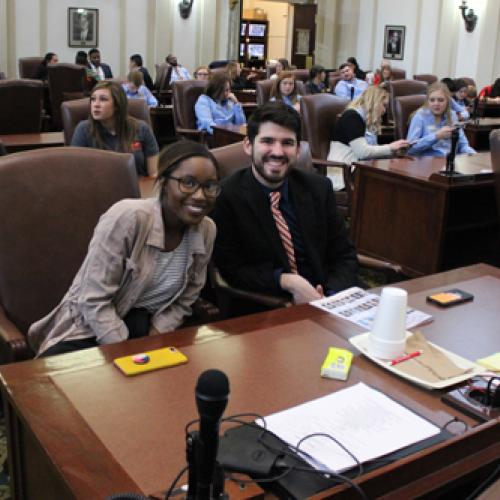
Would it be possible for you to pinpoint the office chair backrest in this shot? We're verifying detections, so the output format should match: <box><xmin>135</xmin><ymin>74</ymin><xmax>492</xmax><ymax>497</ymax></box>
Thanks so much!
<box><xmin>390</xmin><ymin>68</ymin><xmax>406</xmax><ymax>80</ymax></box>
<box><xmin>0</xmin><ymin>79</ymin><xmax>44</xmax><ymax>134</ymax></box>
<box><xmin>154</xmin><ymin>63</ymin><xmax>173</xmax><ymax>91</ymax></box>
<box><xmin>291</xmin><ymin>69</ymin><xmax>309</xmax><ymax>83</ymax></box>
<box><xmin>18</xmin><ymin>57</ymin><xmax>44</xmax><ymax>78</ymax></box>
<box><xmin>47</xmin><ymin>63</ymin><xmax>87</xmax><ymax>130</ymax></box>
<box><xmin>388</xmin><ymin>79</ymin><xmax>427</xmax><ymax>122</ymax></box>
<box><xmin>458</xmin><ymin>76</ymin><xmax>476</xmax><ymax>87</ymax></box>
<box><xmin>171</xmin><ymin>79</ymin><xmax>206</xmax><ymax>132</ymax></box>
<box><xmin>0</xmin><ymin>147</ymin><xmax>139</xmax><ymax>339</ymax></box>
<box><xmin>413</xmin><ymin>74</ymin><xmax>438</xmax><ymax>85</ymax></box>
<box><xmin>300</xmin><ymin>93</ymin><xmax>349</xmax><ymax>160</ymax></box>
<box><xmin>61</xmin><ymin>97</ymin><xmax>151</xmax><ymax>145</ymax></box>
<box><xmin>393</xmin><ymin>94</ymin><xmax>427</xmax><ymax>140</ymax></box>
<box><xmin>256</xmin><ymin>79</ymin><xmax>274</xmax><ymax>105</ymax></box>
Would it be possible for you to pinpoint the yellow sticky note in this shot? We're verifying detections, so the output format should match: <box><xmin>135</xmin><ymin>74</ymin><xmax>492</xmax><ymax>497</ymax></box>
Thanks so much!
<box><xmin>476</xmin><ymin>353</ymin><xmax>500</xmax><ymax>371</ymax></box>
<box><xmin>321</xmin><ymin>347</ymin><xmax>353</xmax><ymax>380</ymax></box>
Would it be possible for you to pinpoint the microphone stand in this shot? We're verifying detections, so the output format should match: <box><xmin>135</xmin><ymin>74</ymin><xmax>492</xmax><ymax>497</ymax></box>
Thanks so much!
<box><xmin>441</xmin><ymin>128</ymin><xmax>461</xmax><ymax>178</ymax></box>
<box><xmin>186</xmin><ymin>431</ymin><xmax>227</xmax><ymax>499</ymax></box>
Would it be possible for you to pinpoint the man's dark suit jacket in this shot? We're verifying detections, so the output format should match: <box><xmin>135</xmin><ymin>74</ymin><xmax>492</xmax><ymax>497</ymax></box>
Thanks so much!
<box><xmin>212</xmin><ymin>168</ymin><xmax>359</xmax><ymax>295</ymax></box>
<box><xmin>89</xmin><ymin>63</ymin><xmax>113</xmax><ymax>79</ymax></box>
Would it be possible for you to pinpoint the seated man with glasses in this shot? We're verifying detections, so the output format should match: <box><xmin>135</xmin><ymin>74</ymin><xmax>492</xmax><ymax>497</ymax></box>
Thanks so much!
<box><xmin>212</xmin><ymin>102</ymin><xmax>359</xmax><ymax>309</ymax></box>
<box><xmin>29</xmin><ymin>141</ymin><xmax>219</xmax><ymax>357</ymax></box>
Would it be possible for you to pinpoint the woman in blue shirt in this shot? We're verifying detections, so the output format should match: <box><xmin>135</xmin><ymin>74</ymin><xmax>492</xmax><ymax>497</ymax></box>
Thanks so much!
<box><xmin>407</xmin><ymin>82</ymin><xmax>475</xmax><ymax>157</ymax></box>
<box><xmin>195</xmin><ymin>73</ymin><xmax>246</xmax><ymax>134</ymax></box>
<box><xmin>269</xmin><ymin>71</ymin><xmax>301</xmax><ymax>112</ymax></box>
<box><xmin>122</xmin><ymin>71</ymin><xmax>158</xmax><ymax>108</ymax></box>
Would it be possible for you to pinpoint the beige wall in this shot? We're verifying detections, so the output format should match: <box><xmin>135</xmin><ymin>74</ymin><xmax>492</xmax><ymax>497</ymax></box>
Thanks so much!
<box><xmin>0</xmin><ymin>0</ymin><xmax>229</xmax><ymax>79</ymax></box>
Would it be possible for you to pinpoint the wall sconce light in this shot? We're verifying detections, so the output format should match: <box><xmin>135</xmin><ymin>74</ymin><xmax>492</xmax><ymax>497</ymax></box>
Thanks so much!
<box><xmin>459</xmin><ymin>0</ymin><xmax>478</xmax><ymax>32</ymax></box>
<box><xmin>179</xmin><ymin>0</ymin><xmax>194</xmax><ymax>19</ymax></box>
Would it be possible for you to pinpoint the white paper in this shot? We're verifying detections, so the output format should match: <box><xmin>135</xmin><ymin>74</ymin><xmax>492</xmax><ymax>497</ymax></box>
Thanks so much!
<box><xmin>259</xmin><ymin>383</ymin><xmax>440</xmax><ymax>472</ymax></box>
<box><xmin>310</xmin><ymin>287</ymin><xmax>433</xmax><ymax>330</ymax></box>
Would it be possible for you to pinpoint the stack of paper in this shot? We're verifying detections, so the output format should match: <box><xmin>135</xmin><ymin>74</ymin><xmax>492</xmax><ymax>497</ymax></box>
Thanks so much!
<box><xmin>311</xmin><ymin>287</ymin><xmax>433</xmax><ymax>330</ymax></box>
<box><xmin>259</xmin><ymin>383</ymin><xmax>440</xmax><ymax>472</ymax></box>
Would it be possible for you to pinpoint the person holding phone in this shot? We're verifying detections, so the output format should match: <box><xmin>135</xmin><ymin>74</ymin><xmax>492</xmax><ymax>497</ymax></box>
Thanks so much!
<box><xmin>407</xmin><ymin>82</ymin><xmax>475</xmax><ymax>157</ymax></box>
<box><xmin>28</xmin><ymin>141</ymin><xmax>219</xmax><ymax>357</ymax></box>
<box><xmin>327</xmin><ymin>86</ymin><xmax>409</xmax><ymax>189</ymax></box>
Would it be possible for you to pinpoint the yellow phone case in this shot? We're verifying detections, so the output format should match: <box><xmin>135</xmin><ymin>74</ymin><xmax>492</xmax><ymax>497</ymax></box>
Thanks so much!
<box><xmin>113</xmin><ymin>347</ymin><xmax>188</xmax><ymax>376</ymax></box>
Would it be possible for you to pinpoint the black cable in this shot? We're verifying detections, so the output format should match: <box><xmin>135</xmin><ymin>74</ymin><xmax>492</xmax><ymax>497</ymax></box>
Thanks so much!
<box><xmin>221</xmin><ymin>417</ymin><xmax>369</xmax><ymax>499</ymax></box>
<box><xmin>295</xmin><ymin>432</ymin><xmax>364</xmax><ymax>478</ymax></box>
<box><xmin>442</xmin><ymin>416</ymin><xmax>469</xmax><ymax>434</ymax></box>
<box><xmin>464</xmin><ymin>462</ymin><xmax>500</xmax><ymax>500</ymax></box>
<box><xmin>164</xmin><ymin>465</ymin><xmax>188</xmax><ymax>500</ymax></box>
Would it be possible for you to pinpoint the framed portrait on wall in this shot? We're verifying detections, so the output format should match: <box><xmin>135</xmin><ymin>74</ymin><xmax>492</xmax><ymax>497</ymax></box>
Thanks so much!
<box><xmin>68</xmin><ymin>8</ymin><xmax>98</xmax><ymax>48</ymax></box>
<box><xmin>383</xmin><ymin>25</ymin><xmax>405</xmax><ymax>60</ymax></box>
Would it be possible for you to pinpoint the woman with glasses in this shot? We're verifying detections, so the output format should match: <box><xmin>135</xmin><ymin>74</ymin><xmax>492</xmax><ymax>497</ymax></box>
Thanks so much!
<box><xmin>194</xmin><ymin>72</ymin><xmax>246</xmax><ymax>134</ymax></box>
<box><xmin>71</xmin><ymin>80</ymin><xmax>159</xmax><ymax>177</ymax></box>
<box><xmin>29</xmin><ymin>141</ymin><xmax>220</xmax><ymax>357</ymax></box>
<box><xmin>194</xmin><ymin>66</ymin><xmax>210</xmax><ymax>81</ymax></box>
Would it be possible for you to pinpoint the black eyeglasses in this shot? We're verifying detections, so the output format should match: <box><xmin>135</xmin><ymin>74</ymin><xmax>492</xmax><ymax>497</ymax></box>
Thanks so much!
<box><xmin>168</xmin><ymin>175</ymin><xmax>221</xmax><ymax>198</ymax></box>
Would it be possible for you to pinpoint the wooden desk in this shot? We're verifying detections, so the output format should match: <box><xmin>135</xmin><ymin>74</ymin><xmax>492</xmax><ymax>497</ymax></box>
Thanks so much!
<box><xmin>478</xmin><ymin>100</ymin><xmax>500</xmax><ymax>118</ymax></box>
<box><xmin>351</xmin><ymin>153</ymin><xmax>499</xmax><ymax>276</ymax></box>
<box><xmin>213</xmin><ymin>124</ymin><xmax>247</xmax><ymax>147</ymax></box>
<box><xmin>1</xmin><ymin>265</ymin><xmax>499</xmax><ymax>499</ymax></box>
<box><xmin>0</xmin><ymin>132</ymin><xmax>64</xmax><ymax>153</ymax></box>
<box><xmin>465</xmin><ymin>117</ymin><xmax>500</xmax><ymax>150</ymax></box>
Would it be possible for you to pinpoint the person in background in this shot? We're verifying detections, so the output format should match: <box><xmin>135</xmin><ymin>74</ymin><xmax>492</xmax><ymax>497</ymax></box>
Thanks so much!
<box><xmin>71</xmin><ymin>80</ymin><xmax>159</xmax><ymax>176</ymax></box>
<box><xmin>129</xmin><ymin>54</ymin><xmax>154</xmax><ymax>91</ymax></box>
<box><xmin>194</xmin><ymin>66</ymin><xmax>211</xmax><ymax>81</ymax></box>
<box><xmin>452</xmin><ymin>79</ymin><xmax>471</xmax><ymax>120</ymax></box>
<box><xmin>194</xmin><ymin>72</ymin><xmax>246</xmax><ymax>135</ymax></box>
<box><xmin>479</xmin><ymin>78</ymin><xmax>500</xmax><ymax>103</ymax></box>
<box><xmin>441</xmin><ymin>78</ymin><xmax>469</xmax><ymax>120</ymax></box>
<box><xmin>75</xmin><ymin>51</ymin><xmax>88</xmax><ymax>66</ymax></box>
<box><xmin>334</xmin><ymin>62</ymin><xmax>368</xmax><ymax>100</ymax></box>
<box><xmin>75</xmin><ymin>50</ymin><xmax>97</xmax><ymax>91</ymax></box>
<box><xmin>407</xmin><ymin>82</ymin><xmax>475</xmax><ymax>157</ymax></box>
<box><xmin>212</xmin><ymin>102</ymin><xmax>359</xmax><ymax>307</ymax></box>
<box><xmin>373</xmin><ymin>64</ymin><xmax>393</xmax><ymax>87</ymax></box>
<box><xmin>166</xmin><ymin>54</ymin><xmax>191</xmax><ymax>82</ymax></box>
<box><xmin>270</xmin><ymin>58</ymin><xmax>291</xmax><ymax>80</ymax></box>
<box><xmin>305</xmin><ymin>65</ymin><xmax>326</xmax><ymax>94</ymax></box>
<box><xmin>88</xmin><ymin>48</ymin><xmax>113</xmax><ymax>80</ymax></box>
<box><xmin>227</xmin><ymin>61</ymin><xmax>256</xmax><ymax>90</ymax></box>
<box><xmin>29</xmin><ymin>141</ymin><xmax>219</xmax><ymax>357</ymax></box>
<box><xmin>347</xmin><ymin>57</ymin><xmax>367</xmax><ymax>81</ymax></box>
<box><xmin>122</xmin><ymin>71</ymin><xmax>158</xmax><ymax>108</ymax></box>
<box><xmin>327</xmin><ymin>86</ymin><xmax>409</xmax><ymax>189</ymax></box>
<box><xmin>269</xmin><ymin>71</ymin><xmax>301</xmax><ymax>112</ymax></box>
<box><xmin>34</xmin><ymin>52</ymin><xmax>58</xmax><ymax>81</ymax></box>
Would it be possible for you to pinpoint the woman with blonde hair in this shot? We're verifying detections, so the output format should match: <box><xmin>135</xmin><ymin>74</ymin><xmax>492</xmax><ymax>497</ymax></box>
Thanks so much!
<box><xmin>327</xmin><ymin>86</ymin><xmax>409</xmax><ymax>189</ymax></box>
<box><xmin>407</xmin><ymin>82</ymin><xmax>475</xmax><ymax>156</ymax></box>
<box><xmin>227</xmin><ymin>60</ymin><xmax>256</xmax><ymax>90</ymax></box>
<box><xmin>269</xmin><ymin>71</ymin><xmax>301</xmax><ymax>111</ymax></box>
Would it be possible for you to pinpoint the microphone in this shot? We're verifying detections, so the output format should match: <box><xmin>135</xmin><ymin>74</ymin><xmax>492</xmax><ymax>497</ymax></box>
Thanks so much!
<box><xmin>350</xmin><ymin>86</ymin><xmax>355</xmax><ymax>100</ymax></box>
<box><xmin>194</xmin><ymin>369</ymin><xmax>230</xmax><ymax>499</ymax></box>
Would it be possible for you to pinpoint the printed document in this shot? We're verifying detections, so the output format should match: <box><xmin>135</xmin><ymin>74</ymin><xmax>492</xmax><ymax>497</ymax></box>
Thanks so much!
<box><xmin>310</xmin><ymin>287</ymin><xmax>432</xmax><ymax>330</ymax></box>
<box><xmin>259</xmin><ymin>383</ymin><xmax>440</xmax><ymax>472</ymax></box>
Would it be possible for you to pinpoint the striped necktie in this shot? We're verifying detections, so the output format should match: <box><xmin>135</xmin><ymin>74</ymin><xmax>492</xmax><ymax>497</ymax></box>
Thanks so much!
<box><xmin>269</xmin><ymin>191</ymin><xmax>298</xmax><ymax>274</ymax></box>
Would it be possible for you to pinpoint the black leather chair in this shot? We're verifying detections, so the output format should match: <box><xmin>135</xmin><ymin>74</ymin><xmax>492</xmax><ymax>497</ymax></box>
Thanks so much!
<box><xmin>47</xmin><ymin>63</ymin><xmax>87</xmax><ymax>130</ymax></box>
<box><xmin>413</xmin><ymin>74</ymin><xmax>437</xmax><ymax>85</ymax></box>
<box><xmin>0</xmin><ymin>147</ymin><xmax>140</xmax><ymax>363</ymax></box>
<box><xmin>387</xmin><ymin>79</ymin><xmax>427</xmax><ymax>123</ymax></box>
<box><xmin>0</xmin><ymin>79</ymin><xmax>44</xmax><ymax>134</ymax></box>
<box><xmin>393</xmin><ymin>95</ymin><xmax>426</xmax><ymax>140</ymax></box>
<box><xmin>18</xmin><ymin>57</ymin><xmax>43</xmax><ymax>79</ymax></box>
<box><xmin>171</xmin><ymin>80</ymin><xmax>207</xmax><ymax>143</ymax></box>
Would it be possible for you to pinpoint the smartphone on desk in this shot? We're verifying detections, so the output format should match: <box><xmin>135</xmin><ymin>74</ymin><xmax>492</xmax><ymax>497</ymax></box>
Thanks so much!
<box><xmin>114</xmin><ymin>346</ymin><xmax>188</xmax><ymax>376</ymax></box>
<box><xmin>426</xmin><ymin>289</ymin><xmax>474</xmax><ymax>308</ymax></box>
